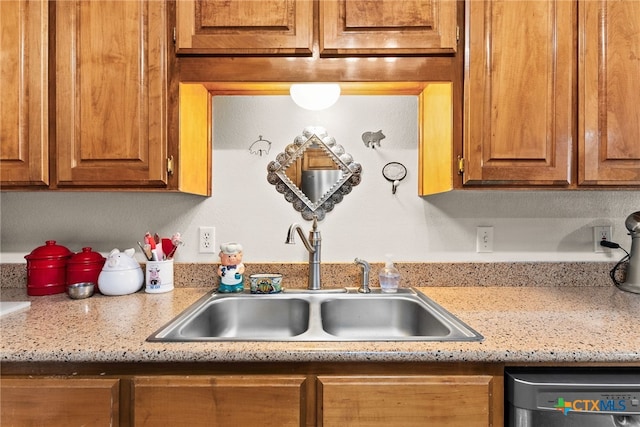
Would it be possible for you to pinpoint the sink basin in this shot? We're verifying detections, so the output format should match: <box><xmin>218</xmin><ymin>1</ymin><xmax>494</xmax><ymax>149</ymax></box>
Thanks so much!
<box><xmin>320</xmin><ymin>298</ymin><xmax>451</xmax><ymax>339</ymax></box>
<box><xmin>180</xmin><ymin>297</ymin><xmax>310</xmax><ymax>339</ymax></box>
<box><xmin>147</xmin><ymin>288</ymin><xmax>483</xmax><ymax>342</ymax></box>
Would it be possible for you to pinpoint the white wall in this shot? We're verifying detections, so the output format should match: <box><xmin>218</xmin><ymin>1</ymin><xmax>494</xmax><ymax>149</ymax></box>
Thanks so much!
<box><xmin>1</xmin><ymin>95</ymin><xmax>638</xmax><ymax>264</ymax></box>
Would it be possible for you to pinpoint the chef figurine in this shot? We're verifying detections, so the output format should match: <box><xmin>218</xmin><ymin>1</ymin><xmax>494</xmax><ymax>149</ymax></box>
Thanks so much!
<box><xmin>217</xmin><ymin>242</ymin><xmax>245</xmax><ymax>293</ymax></box>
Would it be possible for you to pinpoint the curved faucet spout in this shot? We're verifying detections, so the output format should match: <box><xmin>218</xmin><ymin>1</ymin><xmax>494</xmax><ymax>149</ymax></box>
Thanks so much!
<box><xmin>286</xmin><ymin>223</ymin><xmax>315</xmax><ymax>254</ymax></box>
<box><xmin>285</xmin><ymin>218</ymin><xmax>322</xmax><ymax>290</ymax></box>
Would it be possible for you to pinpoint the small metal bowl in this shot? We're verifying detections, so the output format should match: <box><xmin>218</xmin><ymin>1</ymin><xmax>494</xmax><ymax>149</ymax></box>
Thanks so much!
<box><xmin>66</xmin><ymin>282</ymin><xmax>95</xmax><ymax>299</ymax></box>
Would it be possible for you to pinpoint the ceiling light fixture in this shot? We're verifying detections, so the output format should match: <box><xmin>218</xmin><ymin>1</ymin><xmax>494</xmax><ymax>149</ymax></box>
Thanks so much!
<box><xmin>289</xmin><ymin>83</ymin><xmax>341</xmax><ymax>111</ymax></box>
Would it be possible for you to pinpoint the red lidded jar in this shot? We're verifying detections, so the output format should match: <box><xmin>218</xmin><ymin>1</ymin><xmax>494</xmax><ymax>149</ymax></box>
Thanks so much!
<box><xmin>66</xmin><ymin>247</ymin><xmax>106</xmax><ymax>292</ymax></box>
<box><xmin>24</xmin><ymin>240</ymin><xmax>73</xmax><ymax>296</ymax></box>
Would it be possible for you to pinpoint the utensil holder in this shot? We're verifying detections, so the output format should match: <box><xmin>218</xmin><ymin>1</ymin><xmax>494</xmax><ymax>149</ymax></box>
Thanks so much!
<box><xmin>145</xmin><ymin>259</ymin><xmax>174</xmax><ymax>293</ymax></box>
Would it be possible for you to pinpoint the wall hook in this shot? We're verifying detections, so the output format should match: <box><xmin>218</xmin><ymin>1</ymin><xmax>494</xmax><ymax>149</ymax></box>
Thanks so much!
<box><xmin>382</xmin><ymin>162</ymin><xmax>407</xmax><ymax>194</ymax></box>
<box><xmin>249</xmin><ymin>135</ymin><xmax>272</xmax><ymax>156</ymax></box>
<box><xmin>362</xmin><ymin>130</ymin><xmax>385</xmax><ymax>149</ymax></box>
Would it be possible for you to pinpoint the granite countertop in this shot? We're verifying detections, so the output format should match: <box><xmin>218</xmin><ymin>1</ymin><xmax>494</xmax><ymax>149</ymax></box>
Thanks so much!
<box><xmin>1</xmin><ymin>285</ymin><xmax>639</xmax><ymax>364</ymax></box>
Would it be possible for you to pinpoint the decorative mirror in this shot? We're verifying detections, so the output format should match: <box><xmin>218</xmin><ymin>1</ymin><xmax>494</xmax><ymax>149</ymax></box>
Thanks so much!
<box><xmin>267</xmin><ymin>126</ymin><xmax>362</xmax><ymax>221</ymax></box>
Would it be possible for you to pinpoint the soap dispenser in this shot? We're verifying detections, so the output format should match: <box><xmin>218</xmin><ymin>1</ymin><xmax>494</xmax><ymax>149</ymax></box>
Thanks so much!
<box><xmin>379</xmin><ymin>254</ymin><xmax>400</xmax><ymax>293</ymax></box>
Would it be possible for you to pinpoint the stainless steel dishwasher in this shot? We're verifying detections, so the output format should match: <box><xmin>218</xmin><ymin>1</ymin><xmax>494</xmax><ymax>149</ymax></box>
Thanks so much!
<box><xmin>506</xmin><ymin>369</ymin><xmax>640</xmax><ymax>427</ymax></box>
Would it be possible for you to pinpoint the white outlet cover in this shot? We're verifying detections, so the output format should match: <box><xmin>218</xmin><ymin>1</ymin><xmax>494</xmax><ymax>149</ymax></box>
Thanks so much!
<box><xmin>593</xmin><ymin>226</ymin><xmax>612</xmax><ymax>253</ymax></box>
<box><xmin>199</xmin><ymin>226</ymin><xmax>216</xmax><ymax>253</ymax></box>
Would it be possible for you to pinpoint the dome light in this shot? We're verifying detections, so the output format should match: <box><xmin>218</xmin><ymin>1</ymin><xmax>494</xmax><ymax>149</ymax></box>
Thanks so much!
<box><xmin>289</xmin><ymin>83</ymin><xmax>341</xmax><ymax>111</ymax></box>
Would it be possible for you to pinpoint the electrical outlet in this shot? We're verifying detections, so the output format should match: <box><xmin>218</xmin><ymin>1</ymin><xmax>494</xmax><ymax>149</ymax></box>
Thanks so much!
<box><xmin>199</xmin><ymin>226</ymin><xmax>216</xmax><ymax>253</ymax></box>
<box><xmin>593</xmin><ymin>225</ymin><xmax>612</xmax><ymax>253</ymax></box>
<box><xmin>476</xmin><ymin>226</ymin><xmax>494</xmax><ymax>253</ymax></box>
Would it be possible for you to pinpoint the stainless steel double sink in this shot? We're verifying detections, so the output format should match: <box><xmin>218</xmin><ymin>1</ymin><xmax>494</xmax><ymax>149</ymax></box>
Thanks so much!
<box><xmin>147</xmin><ymin>288</ymin><xmax>483</xmax><ymax>342</ymax></box>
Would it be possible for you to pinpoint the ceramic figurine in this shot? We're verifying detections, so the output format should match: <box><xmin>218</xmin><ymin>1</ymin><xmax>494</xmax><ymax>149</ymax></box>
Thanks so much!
<box><xmin>217</xmin><ymin>242</ymin><xmax>245</xmax><ymax>293</ymax></box>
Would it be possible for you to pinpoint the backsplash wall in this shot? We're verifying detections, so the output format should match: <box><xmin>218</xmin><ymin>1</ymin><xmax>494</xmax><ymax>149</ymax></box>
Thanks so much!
<box><xmin>1</xmin><ymin>95</ymin><xmax>638</xmax><ymax>264</ymax></box>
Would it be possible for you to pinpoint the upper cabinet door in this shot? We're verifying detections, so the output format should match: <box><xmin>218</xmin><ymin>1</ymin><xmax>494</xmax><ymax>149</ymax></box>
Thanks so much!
<box><xmin>320</xmin><ymin>0</ymin><xmax>458</xmax><ymax>55</ymax></box>
<box><xmin>464</xmin><ymin>0</ymin><xmax>575</xmax><ymax>186</ymax></box>
<box><xmin>579</xmin><ymin>0</ymin><xmax>640</xmax><ymax>186</ymax></box>
<box><xmin>0</xmin><ymin>0</ymin><xmax>48</xmax><ymax>187</ymax></box>
<box><xmin>55</xmin><ymin>0</ymin><xmax>168</xmax><ymax>188</ymax></box>
<box><xmin>175</xmin><ymin>0</ymin><xmax>313</xmax><ymax>55</ymax></box>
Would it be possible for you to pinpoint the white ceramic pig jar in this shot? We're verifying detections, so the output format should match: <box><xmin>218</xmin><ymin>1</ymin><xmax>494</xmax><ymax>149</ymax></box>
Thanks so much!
<box><xmin>98</xmin><ymin>248</ymin><xmax>144</xmax><ymax>296</ymax></box>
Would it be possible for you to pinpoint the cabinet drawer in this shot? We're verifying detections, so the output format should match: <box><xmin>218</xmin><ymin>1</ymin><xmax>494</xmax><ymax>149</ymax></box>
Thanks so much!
<box><xmin>1</xmin><ymin>377</ymin><xmax>120</xmax><ymax>427</ymax></box>
<box><xmin>318</xmin><ymin>375</ymin><xmax>494</xmax><ymax>427</ymax></box>
<box><xmin>132</xmin><ymin>375</ymin><xmax>307</xmax><ymax>427</ymax></box>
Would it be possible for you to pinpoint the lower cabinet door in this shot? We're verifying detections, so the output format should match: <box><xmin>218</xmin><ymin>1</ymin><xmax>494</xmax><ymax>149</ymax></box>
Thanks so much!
<box><xmin>318</xmin><ymin>375</ymin><xmax>494</xmax><ymax>427</ymax></box>
<box><xmin>0</xmin><ymin>377</ymin><xmax>120</xmax><ymax>426</ymax></box>
<box><xmin>132</xmin><ymin>375</ymin><xmax>307</xmax><ymax>427</ymax></box>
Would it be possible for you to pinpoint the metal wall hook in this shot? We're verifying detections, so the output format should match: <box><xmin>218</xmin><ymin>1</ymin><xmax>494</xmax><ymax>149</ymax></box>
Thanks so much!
<box><xmin>382</xmin><ymin>162</ymin><xmax>407</xmax><ymax>194</ymax></box>
<box><xmin>362</xmin><ymin>130</ymin><xmax>386</xmax><ymax>149</ymax></box>
<box><xmin>392</xmin><ymin>180</ymin><xmax>400</xmax><ymax>194</ymax></box>
<box><xmin>249</xmin><ymin>135</ymin><xmax>272</xmax><ymax>156</ymax></box>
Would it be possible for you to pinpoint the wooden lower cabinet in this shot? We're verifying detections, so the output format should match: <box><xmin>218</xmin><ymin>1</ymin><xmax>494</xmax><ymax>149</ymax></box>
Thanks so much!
<box><xmin>0</xmin><ymin>364</ymin><xmax>502</xmax><ymax>427</ymax></box>
<box><xmin>131</xmin><ymin>375</ymin><xmax>307</xmax><ymax>427</ymax></box>
<box><xmin>318</xmin><ymin>375</ymin><xmax>495</xmax><ymax>427</ymax></box>
<box><xmin>0</xmin><ymin>377</ymin><xmax>120</xmax><ymax>427</ymax></box>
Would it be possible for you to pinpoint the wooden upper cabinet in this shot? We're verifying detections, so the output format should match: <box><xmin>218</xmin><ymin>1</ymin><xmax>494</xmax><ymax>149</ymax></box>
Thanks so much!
<box><xmin>175</xmin><ymin>0</ymin><xmax>313</xmax><ymax>55</ymax></box>
<box><xmin>0</xmin><ymin>0</ymin><xmax>48</xmax><ymax>187</ymax></box>
<box><xmin>55</xmin><ymin>0</ymin><xmax>168</xmax><ymax>188</ymax></box>
<box><xmin>319</xmin><ymin>0</ymin><xmax>458</xmax><ymax>55</ymax></box>
<box><xmin>579</xmin><ymin>0</ymin><xmax>640</xmax><ymax>186</ymax></box>
<box><xmin>175</xmin><ymin>0</ymin><xmax>456</xmax><ymax>56</ymax></box>
<box><xmin>464</xmin><ymin>0</ymin><xmax>575</xmax><ymax>186</ymax></box>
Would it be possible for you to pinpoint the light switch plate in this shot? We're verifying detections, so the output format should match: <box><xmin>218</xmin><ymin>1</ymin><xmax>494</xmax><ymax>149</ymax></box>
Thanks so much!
<box><xmin>476</xmin><ymin>226</ymin><xmax>494</xmax><ymax>253</ymax></box>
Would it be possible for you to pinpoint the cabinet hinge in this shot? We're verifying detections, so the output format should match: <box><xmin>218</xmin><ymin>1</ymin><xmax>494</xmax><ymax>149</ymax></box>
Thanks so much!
<box><xmin>167</xmin><ymin>156</ymin><xmax>174</xmax><ymax>176</ymax></box>
<box><xmin>456</xmin><ymin>25</ymin><xmax>460</xmax><ymax>43</ymax></box>
<box><xmin>457</xmin><ymin>156</ymin><xmax>464</xmax><ymax>175</ymax></box>
<box><xmin>172</xmin><ymin>27</ymin><xmax>176</xmax><ymax>44</ymax></box>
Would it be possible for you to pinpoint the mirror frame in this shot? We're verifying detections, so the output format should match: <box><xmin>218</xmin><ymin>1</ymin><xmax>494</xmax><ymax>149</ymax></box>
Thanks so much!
<box><xmin>267</xmin><ymin>130</ymin><xmax>362</xmax><ymax>220</ymax></box>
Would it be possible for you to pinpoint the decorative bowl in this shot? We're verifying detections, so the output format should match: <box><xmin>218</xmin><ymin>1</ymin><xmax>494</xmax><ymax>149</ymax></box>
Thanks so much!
<box><xmin>249</xmin><ymin>274</ymin><xmax>283</xmax><ymax>294</ymax></box>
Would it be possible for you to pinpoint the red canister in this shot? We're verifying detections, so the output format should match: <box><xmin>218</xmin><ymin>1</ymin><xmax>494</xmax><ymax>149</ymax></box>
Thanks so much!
<box><xmin>25</xmin><ymin>240</ymin><xmax>73</xmax><ymax>296</ymax></box>
<box><xmin>67</xmin><ymin>247</ymin><xmax>106</xmax><ymax>292</ymax></box>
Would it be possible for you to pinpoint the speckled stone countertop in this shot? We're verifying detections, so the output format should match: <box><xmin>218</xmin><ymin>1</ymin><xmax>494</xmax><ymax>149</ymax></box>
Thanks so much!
<box><xmin>1</xmin><ymin>285</ymin><xmax>638</xmax><ymax>364</ymax></box>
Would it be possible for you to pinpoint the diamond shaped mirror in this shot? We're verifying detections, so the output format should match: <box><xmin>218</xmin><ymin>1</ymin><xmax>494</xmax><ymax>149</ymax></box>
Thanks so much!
<box><xmin>267</xmin><ymin>127</ymin><xmax>362</xmax><ymax>221</ymax></box>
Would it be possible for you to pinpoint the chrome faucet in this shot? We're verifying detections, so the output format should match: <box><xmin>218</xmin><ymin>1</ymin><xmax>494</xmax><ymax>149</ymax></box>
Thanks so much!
<box><xmin>354</xmin><ymin>258</ymin><xmax>371</xmax><ymax>293</ymax></box>
<box><xmin>286</xmin><ymin>217</ymin><xmax>322</xmax><ymax>290</ymax></box>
